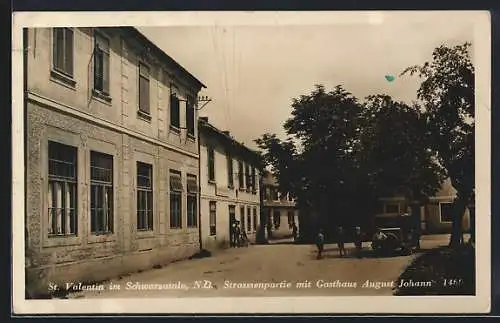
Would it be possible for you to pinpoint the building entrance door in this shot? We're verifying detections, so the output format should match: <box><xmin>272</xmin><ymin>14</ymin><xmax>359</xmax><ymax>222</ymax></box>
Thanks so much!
<box><xmin>229</xmin><ymin>205</ymin><xmax>236</xmax><ymax>247</ymax></box>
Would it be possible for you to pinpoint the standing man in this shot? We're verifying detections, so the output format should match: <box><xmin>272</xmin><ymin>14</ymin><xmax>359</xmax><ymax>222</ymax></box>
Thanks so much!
<box><xmin>292</xmin><ymin>222</ymin><xmax>298</xmax><ymax>242</ymax></box>
<box><xmin>337</xmin><ymin>226</ymin><xmax>346</xmax><ymax>257</ymax></box>
<box><xmin>316</xmin><ymin>229</ymin><xmax>325</xmax><ymax>259</ymax></box>
<box><xmin>234</xmin><ymin>221</ymin><xmax>241</xmax><ymax>248</ymax></box>
<box><xmin>354</xmin><ymin>226</ymin><xmax>363</xmax><ymax>258</ymax></box>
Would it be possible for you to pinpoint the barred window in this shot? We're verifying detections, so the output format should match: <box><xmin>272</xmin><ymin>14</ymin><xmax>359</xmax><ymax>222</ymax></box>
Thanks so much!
<box><xmin>138</xmin><ymin>63</ymin><xmax>150</xmax><ymax>115</ymax></box>
<box><xmin>170</xmin><ymin>170</ymin><xmax>183</xmax><ymax>229</ymax></box>
<box><xmin>48</xmin><ymin>141</ymin><xmax>78</xmax><ymax>236</ymax></box>
<box><xmin>273</xmin><ymin>210</ymin><xmax>281</xmax><ymax>229</ymax></box>
<box><xmin>209</xmin><ymin>201</ymin><xmax>217</xmax><ymax>236</ymax></box>
<box><xmin>93</xmin><ymin>32</ymin><xmax>110</xmax><ymax>94</ymax></box>
<box><xmin>137</xmin><ymin>162</ymin><xmax>153</xmax><ymax>231</ymax></box>
<box><xmin>90</xmin><ymin>151</ymin><xmax>113</xmax><ymax>234</ymax></box>
<box><xmin>187</xmin><ymin>174</ymin><xmax>198</xmax><ymax>228</ymax></box>
<box><xmin>52</xmin><ymin>28</ymin><xmax>74</xmax><ymax>76</ymax></box>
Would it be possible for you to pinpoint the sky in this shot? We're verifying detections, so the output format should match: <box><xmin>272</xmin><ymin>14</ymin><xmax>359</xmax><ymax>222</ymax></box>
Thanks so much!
<box><xmin>137</xmin><ymin>14</ymin><xmax>473</xmax><ymax>150</ymax></box>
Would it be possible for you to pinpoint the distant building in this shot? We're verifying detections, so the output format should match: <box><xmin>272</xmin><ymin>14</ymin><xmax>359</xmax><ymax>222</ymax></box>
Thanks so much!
<box><xmin>24</xmin><ymin>27</ymin><xmax>205</xmax><ymax>296</ymax></box>
<box><xmin>376</xmin><ymin>179</ymin><xmax>471</xmax><ymax>234</ymax></box>
<box><xmin>198</xmin><ymin>117</ymin><xmax>262</xmax><ymax>250</ymax></box>
<box><xmin>261</xmin><ymin>172</ymin><xmax>299</xmax><ymax>240</ymax></box>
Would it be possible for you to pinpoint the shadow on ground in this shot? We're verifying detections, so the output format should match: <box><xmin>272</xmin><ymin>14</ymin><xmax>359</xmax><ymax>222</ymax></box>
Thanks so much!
<box><xmin>393</xmin><ymin>243</ymin><xmax>475</xmax><ymax>295</ymax></box>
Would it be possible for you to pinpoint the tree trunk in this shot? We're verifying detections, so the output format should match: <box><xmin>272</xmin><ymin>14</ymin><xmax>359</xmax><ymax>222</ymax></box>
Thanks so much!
<box><xmin>469</xmin><ymin>205</ymin><xmax>475</xmax><ymax>244</ymax></box>
<box><xmin>410</xmin><ymin>203</ymin><xmax>422</xmax><ymax>249</ymax></box>
<box><xmin>449</xmin><ymin>196</ymin><xmax>467</xmax><ymax>248</ymax></box>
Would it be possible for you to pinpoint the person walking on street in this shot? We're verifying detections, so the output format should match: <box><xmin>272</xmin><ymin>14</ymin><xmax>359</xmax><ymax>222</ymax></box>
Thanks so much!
<box><xmin>316</xmin><ymin>229</ymin><xmax>325</xmax><ymax>259</ymax></box>
<box><xmin>337</xmin><ymin>226</ymin><xmax>346</xmax><ymax>257</ymax></box>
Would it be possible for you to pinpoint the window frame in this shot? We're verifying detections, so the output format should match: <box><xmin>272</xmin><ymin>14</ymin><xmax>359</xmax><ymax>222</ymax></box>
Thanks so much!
<box><xmin>207</xmin><ymin>147</ymin><xmax>215</xmax><ymax>183</ymax></box>
<box><xmin>247</xmin><ymin>206</ymin><xmax>252</xmax><ymax>233</ymax></box>
<box><xmin>240</xmin><ymin>206</ymin><xmax>246</xmax><ymax>232</ymax></box>
<box><xmin>238</xmin><ymin>161</ymin><xmax>244</xmax><ymax>189</ymax></box>
<box><xmin>136</xmin><ymin>161</ymin><xmax>154</xmax><ymax>231</ymax></box>
<box><xmin>169</xmin><ymin>170</ymin><xmax>183</xmax><ymax>229</ymax></box>
<box><xmin>209</xmin><ymin>201</ymin><xmax>217</xmax><ymax>236</ymax></box>
<box><xmin>90</xmin><ymin>151</ymin><xmax>114</xmax><ymax>235</ymax></box>
<box><xmin>227</xmin><ymin>152</ymin><xmax>234</xmax><ymax>189</ymax></box>
<box><xmin>186</xmin><ymin>174</ymin><xmax>198</xmax><ymax>228</ymax></box>
<box><xmin>439</xmin><ymin>202</ymin><xmax>454</xmax><ymax>223</ymax></box>
<box><xmin>138</xmin><ymin>62</ymin><xmax>151</xmax><ymax>118</ymax></box>
<box><xmin>93</xmin><ymin>30</ymin><xmax>111</xmax><ymax>97</ymax></box>
<box><xmin>186</xmin><ymin>96</ymin><xmax>195</xmax><ymax>138</ymax></box>
<box><xmin>52</xmin><ymin>27</ymin><xmax>75</xmax><ymax>78</ymax></box>
<box><xmin>253</xmin><ymin>207</ymin><xmax>258</xmax><ymax>232</ymax></box>
<box><xmin>170</xmin><ymin>91</ymin><xmax>181</xmax><ymax>130</ymax></box>
<box><xmin>47</xmin><ymin>141</ymin><xmax>78</xmax><ymax>237</ymax></box>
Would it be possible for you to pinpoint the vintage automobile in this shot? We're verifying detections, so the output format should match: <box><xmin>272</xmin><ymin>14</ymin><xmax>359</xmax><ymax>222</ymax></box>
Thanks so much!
<box><xmin>371</xmin><ymin>213</ymin><xmax>418</xmax><ymax>255</ymax></box>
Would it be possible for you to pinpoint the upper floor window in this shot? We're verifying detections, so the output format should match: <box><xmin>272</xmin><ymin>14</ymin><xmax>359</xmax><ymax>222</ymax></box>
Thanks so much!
<box><xmin>251</xmin><ymin>167</ymin><xmax>256</xmax><ymax>193</ymax></box>
<box><xmin>186</xmin><ymin>97</ymin><xmax>195</xmax><ymax>137</ymax></box>
<box><xmin>170</xmin><ymin>93</ymin><xmax>180</xmax><ymax>129</ymax></box>
<box><xmin>238</xmin><ymin>161</ymin><xmax>244</xmax><ymax>189</ymax></box>
<box><xmin>245</xmin><ymin>164</ymin><xmax>250</xmax><ymax>189</ymax></box>
<box><xmin>227</xmin><ymin>153</ymin><xmax>234</xmax><ymax>188</ymax></box>
<box><xmin>138</xmin><ymin>63</ymin><xmax>150</xmax><ymax>116</ymax></box>
<box><xmin>52</xmin><ymin>28</ymin><xmax>74</xmax><ymax>77</ymax></box>
<box><xmin>48</xmin><ymin>141</ymin><xmax>78</xmax><ymax>236</ymax></box>
<box><xmin>207</xmin><ymin>147</ymin><xmax>215</xmax><ymax>182</ymax></box>
<box><xmin>93</xmin><ymin>32</ymin><xmax>110</xmax><ymax>94</ymax></box>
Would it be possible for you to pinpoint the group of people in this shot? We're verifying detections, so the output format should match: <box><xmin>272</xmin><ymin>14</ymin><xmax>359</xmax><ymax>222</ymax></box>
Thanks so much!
<box><xmin>315</xmin><ymin>226</ymin><xmax>364</xmax><ymax>259</ymax></box>
<box><xmin>230</xmin><ymin>221</ymin><xmax>249</xmax><ymax>248</ymax></box>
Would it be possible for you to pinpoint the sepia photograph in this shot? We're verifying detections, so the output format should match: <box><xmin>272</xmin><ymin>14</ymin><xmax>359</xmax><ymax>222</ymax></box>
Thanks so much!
<box><xmin>12</xmin><ymin>11</ymin><xmax>490</xmax><ymax>314</ymax></box>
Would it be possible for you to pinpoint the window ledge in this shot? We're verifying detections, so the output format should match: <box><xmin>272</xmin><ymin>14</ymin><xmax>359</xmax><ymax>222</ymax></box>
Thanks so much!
<box><xmin>186</xmin><ymin>133</ymin><xmax>196</xmax><ymax>141</ymax></box>
<box><xmin>208</xmin><ymin>180</ymin><xmax>216</xmax><ymax>185</ymax></box>
<box><xmin>228</xmin><ymin>185</ymin><xmax>234</xmax><ymax>190</ymax></box>
<box><xmin>92</xmin><ymin>89</ymin><xmax>112</xmax><ymax>105</ymax></box>
<box><xmin>169</xmin><ymin>125</ymin><xmax>181</xmax><ymax>134</ymax></box>
<box><xmin>50</xmin><ymin>69</ymin><xmax>76</xmax><ymax>89</ymax></box>
<box><xmin>137</xmin><ymin>110</ymin><xmax>152</xmax><ymax>122</ymax></box>
<box><xmin>88</xmin><ymin>232</ymin><xmax>115</xmax><ymax>244</ymax></box>
<box><xmin>169</xmin><ymin>227</ymin><xmax>183</xmax><ymax>230</ymax></box>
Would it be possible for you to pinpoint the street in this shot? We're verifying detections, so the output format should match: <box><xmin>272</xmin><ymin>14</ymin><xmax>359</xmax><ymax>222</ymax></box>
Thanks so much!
<box><xmin>67</xmin><ymin>234</ymin><xmax>450</xmax><ymax>298</ymax></box>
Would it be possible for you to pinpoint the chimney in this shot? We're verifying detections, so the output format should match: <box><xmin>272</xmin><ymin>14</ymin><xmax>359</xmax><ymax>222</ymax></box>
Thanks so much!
<box><xmin>199</xmin><ymin>117</ymin><xmax>208</xmax><ymax>122</ymax></box>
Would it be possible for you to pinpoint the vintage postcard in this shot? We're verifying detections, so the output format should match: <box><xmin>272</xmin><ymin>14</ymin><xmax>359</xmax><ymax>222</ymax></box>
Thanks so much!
<box><xmin>12</xmin><ymin>11</ymin><xmax>491</xmax><ymax>314</ymax></box>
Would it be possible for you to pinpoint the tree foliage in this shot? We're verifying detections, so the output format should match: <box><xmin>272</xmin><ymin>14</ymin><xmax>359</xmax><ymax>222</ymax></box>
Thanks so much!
<box><xmin>401</xmin><ymin>42</ymin><xmax>475</xmax><ymax>246</ymax></box>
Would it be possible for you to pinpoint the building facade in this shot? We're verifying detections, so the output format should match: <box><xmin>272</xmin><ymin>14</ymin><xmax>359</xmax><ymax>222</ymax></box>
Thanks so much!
<box><xmin>376</xmin><ymin>179</ymin><xmax>471</xmax><ymax>234</ymax></box>
<box><xmin>261</xmin><ymin>172</ymin><xmax>299</xmax><ymax>240</ymax></box>
<box><xmin>25</xmin><ymin>27</ymin><xmax>206</xmax><ymax>295</ymax></box>
<box><xmin>198</xmin><ymin>117</ymin><xmax>261</xmax><ymax>250</ymax></box>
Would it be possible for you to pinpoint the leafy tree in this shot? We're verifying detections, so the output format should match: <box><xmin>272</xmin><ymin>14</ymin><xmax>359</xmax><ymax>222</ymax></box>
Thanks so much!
<box><xmin>358</xmin><ymin>95</ymin><xmax>446</xmax><ymax>243</ymax></box>
<box><xmin>401</xmin><ymin>42</ymin><xmax>475</xmax><ymax>247</ymax></box>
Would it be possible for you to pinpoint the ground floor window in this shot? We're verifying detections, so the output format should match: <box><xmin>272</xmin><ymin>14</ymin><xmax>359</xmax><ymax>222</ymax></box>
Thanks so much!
<box><xmin>186</xmin><ymin>174</ymin><xmax>198</xmax><ymax>228</ymax></box>
<box><xmin>170</xmin><ymin>170</ymin><xmax>183</xmax><ymax>229</ymax></box>
<box><xmin>253</xmin><ymin>207</ymin><xmax>257</xmax><ymax>232</ymax></box>
<box><xmin>137</xmin><ymin>161</ymin><xmax>153</xmax><ymax>231</ymax></box>
<box><xmin>440</xmin><ymin>202</ymin><xmax>454</xmax><ymax>223</ymax></box>
<box><xmin>247</xmin><ymin>206</ymin><xmax>252</xmax><ymax>232</ymax></box>
<box><xmin>48</xmin><ymin>141</ymin><xmax>78</xmax><ymax>236</ymax></box>
<box><xmin>385</xmin><ymin>203</ymin><xmax>399</xmax><ymax>214</ymax></box>
<box><xmin>240</xmin><ymin>206</ymin><xmax>246</xmax><ymax>232</ymax></box>
<box><xmin>209</xmin><ymin>201</ymin><xmax>217</xmax><ymax>235</ymax></box>
<box><xmin>90</xmin><ymin>151</ymin><xmax>113</xmax><ymax>234</ymax></box>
